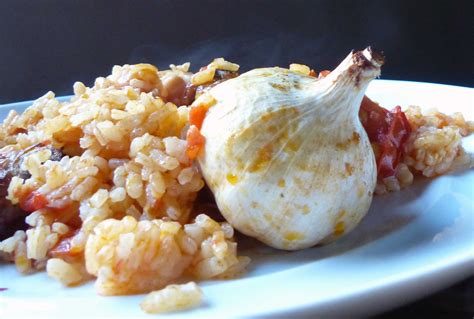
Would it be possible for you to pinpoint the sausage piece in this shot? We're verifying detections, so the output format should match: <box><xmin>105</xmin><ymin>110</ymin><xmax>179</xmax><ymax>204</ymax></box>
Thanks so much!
<box><xmin>0</xmin><ymin>144</ymin><xmax>63</xmax><ymax>240</ymax></box>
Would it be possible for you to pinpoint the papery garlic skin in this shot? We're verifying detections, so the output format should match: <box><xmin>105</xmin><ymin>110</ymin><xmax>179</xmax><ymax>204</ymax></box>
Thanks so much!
<box><xmin>198</xmin><ymin>48</ymin><xmax>383</xmax><ymax>250</ymax></box>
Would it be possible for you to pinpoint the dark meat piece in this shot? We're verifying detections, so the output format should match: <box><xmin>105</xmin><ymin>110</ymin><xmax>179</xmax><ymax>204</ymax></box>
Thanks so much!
<box><xmin>161</xmin><ymin>69</ymin><xmax>239</xmax><ymax>107</ymax></box>
<box><xmin>0</xmin><ymin>149</ymin><xmax>30</xmax><ymax>240</ymax></box>
<box><xmin>214</xmin><ymin>69</ymin><xmax>239</xmax><ymax>81</ymax></box>
<box><xmin>0</xmin><ymin>199</ymin><xmax>27</xmax><ymax>241</ymax></box>
<box><xmin>195</xmin><ymin>69</ymin><xmax>239</xmax><ymax>98</ymax></box>
<box><xmin>190</xmin><ymin>185</ymin><xmax>225</xmax><ymax>222</ymax></box>
<box><xmin>161</xmin><ymin>75</ymin><xmax>197</xmax><ymax>106</ymax></box>
<box><xmin>0</xmin><ymin>144</ymin><xmax>63</xmax><ymax>240</ymax></box>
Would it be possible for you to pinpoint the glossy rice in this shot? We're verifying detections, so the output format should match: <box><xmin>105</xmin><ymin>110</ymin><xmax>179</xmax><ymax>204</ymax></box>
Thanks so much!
<box><xmin>375</xmin><ymin>105</ymin><xmax>473</xmax><ymax>194</ymax></box>
<box><xmin>0</xmin><ymin>62</ymin><xmax>248</xmax><ymax>298</ymax></box>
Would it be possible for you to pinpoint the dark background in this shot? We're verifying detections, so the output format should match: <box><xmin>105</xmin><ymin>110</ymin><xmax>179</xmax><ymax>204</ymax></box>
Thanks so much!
<box><xmin>0</xmin><ymin>0</ymin><xmax>473</xmax><ymax>104</ymax></box>
<box><xmin>0</xmin><ymin>0</ymin><xmax>472</xmax><ymax>317</ymax></box>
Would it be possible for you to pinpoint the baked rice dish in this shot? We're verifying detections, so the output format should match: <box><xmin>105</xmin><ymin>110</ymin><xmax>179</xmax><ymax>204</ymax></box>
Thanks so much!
<box><xmin>0</xmin><ymin>52</ymin><xmax>472</xmax><ymax>313</ymax></box>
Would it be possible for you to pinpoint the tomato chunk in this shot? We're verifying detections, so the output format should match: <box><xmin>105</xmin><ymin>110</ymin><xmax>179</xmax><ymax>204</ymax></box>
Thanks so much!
<box><xmin>49</xmin><ymin>230</ymin><xmax>81</xmax><ymax>259</ymax></box>
<box><xmin>20</xmin><ymin>191</ymin><xmax>48</xmax><ymax>212</ymax></box>
<box><xmin>189</xmin><ymin>104</ymin><xmax>209</xmax><ymax>130</ymax></box>
<box><xmin>359</xmin><ymin>97</ymin><xmax>412</xmax><ymax>179</ymax></box>
<box><xmin>186</xmin><ymin>125</ymin><xmax>205</xmax><ymax>160</ymax></box>
<box><xmin>318</xmin><ymin>70</ymin><xmax>331</xmax><ymax>79</ymax></box>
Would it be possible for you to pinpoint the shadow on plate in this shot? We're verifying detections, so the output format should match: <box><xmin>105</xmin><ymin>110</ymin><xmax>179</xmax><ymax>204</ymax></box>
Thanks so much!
<box><xmin>237</xmin><ymin>175</ymin><xmax>440</xmax><ymax>277</ymax></box>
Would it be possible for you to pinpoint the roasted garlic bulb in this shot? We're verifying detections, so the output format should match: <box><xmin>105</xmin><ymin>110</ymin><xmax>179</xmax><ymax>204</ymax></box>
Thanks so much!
<box><xmin>197</xmin><ymin>48</ymin><xmax>383</xmax><ymax>250</ymax></box>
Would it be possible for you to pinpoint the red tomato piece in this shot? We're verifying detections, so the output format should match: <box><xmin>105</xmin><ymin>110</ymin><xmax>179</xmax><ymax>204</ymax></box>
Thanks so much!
<box><xmin>189</xmin><ymin>104</ymin><xmax>209</xmax><ymax>130</ymax></box>
<box><xmin>20</xmin><ymin>191</ymin><xmax>48</xmax><ymax>212</ymax></box>
<box><xmin>186</xmin><ymin>125</ymin><xmax>205</xmax><ymax>160</ymax></box>
<box><xmin>359</xmin><ymin>97</ymin><xmax>411</xmax><ymax>179</ymax></box>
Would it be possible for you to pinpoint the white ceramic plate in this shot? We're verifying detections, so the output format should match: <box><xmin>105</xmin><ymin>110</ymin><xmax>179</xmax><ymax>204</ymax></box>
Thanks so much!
<box><xmin>0</xmin><ymin>80</ymin><xmax>473</xmax><ymax>318</ymax></box>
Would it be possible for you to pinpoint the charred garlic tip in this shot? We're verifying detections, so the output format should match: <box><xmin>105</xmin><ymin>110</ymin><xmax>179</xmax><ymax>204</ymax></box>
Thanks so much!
<box><xmin>197</xmin><ymin>48</ymin><xmax>382</xmax><ymax>250</ymax></box>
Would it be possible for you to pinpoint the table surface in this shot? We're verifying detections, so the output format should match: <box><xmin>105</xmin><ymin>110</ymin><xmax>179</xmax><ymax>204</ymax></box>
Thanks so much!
<box><xmin>379</xmin><ymin>276</ymin><xmax>474</xmax><ymax>317</ymax></box>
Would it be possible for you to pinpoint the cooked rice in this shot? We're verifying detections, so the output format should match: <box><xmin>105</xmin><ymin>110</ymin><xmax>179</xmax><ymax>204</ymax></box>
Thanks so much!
<box><xmin>375</xmin><ymin>105</ymin><xmax>473</xmax><ymax>194</ymax></box>
<box><xmin>85</xmin><ymin>214</ymin><xmax>246</xmax><ymax>295</ymax></box>
<box><xmin>289</xmin><ymin>63</ymin><xmax>311</xmax><ymax>76</ymax></box>
<box><xmin>191</xmin><ymin>58</ymin><xmax>240</xmax><ymax>86</ymax></box>
<box><xmin>140</xmin><ymin>282</ymin><xmax>203</xmax><ymax>314</ymax></box>
<box><xmin>46</xmin><ymin>258</ymin><xmax>86</xmax><ymax>286</ymax></box>
<box><xmin>0</xmin><ymin>61</ymin><xmax>248</xmax><ymax>296</ymax></box>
